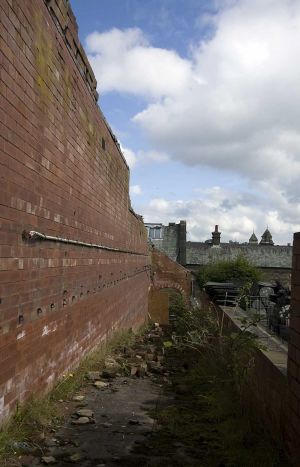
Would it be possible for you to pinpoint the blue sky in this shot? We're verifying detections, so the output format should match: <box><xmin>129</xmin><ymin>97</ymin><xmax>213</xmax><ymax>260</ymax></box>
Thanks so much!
<box><xmin>70</xmin><ymin>0</ymin><xmax>300</xmax><ymax>244</ymax></box>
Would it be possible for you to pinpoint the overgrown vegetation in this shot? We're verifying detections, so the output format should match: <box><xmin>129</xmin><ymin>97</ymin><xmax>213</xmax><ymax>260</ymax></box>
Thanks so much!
<box><xmin>152</xmin><ymin>350</ymin><xmax>288</xmax><ymax>467</ymax></box>
<box><xmin>158</xmin><ymin>298</ymin><xmax>289</xmax><ymax>466</ymax></box>
<box><xmin>167</xmin><ymin>301</ymin><xmax>261</xmax><ymax>396</ymax></box>
<box><xmin>0</xmin><ymin>330</ymin><xmax>136</xmax><ymax>465</ymax></box>
<box><xmin>197</xmin><ymin>255</ymin><xmax>261</xmax><ymax>288</ymax></box>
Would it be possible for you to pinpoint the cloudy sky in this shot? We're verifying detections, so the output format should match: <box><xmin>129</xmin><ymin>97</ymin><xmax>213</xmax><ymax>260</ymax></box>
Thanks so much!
<box><xmin>70</xmin><ymin>0</ymin><xmax>300</xmax><ymax>244</ymax></box>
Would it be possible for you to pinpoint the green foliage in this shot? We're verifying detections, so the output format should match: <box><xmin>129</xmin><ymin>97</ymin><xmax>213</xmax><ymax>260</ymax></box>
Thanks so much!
<box><xmin>169</xmin><ymin>300</ymin><xmax>264</xmax><ymax>397</ymax></box>
<box><xmin>169</xmin><ymin>293</ymin><xmax>188</xmax><ymax>317</ymax></box>
<box><xmin>163</xmin><ymin>305</ymin><xmax>289</xmax><ymax>465</ymax></box>
<box><xmin>153</xmin><ymin>352</ymin><xmax>288</xmax><ymax>467</ymax></box>
<box><xmin>197</xmin><ymin>255</ymin><xmax>261</xmax><ymax>288</ymax></box>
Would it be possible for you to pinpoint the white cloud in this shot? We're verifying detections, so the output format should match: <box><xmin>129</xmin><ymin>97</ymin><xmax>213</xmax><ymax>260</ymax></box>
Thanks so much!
<box><xmin>130</xmin><ymin>184</ymin><xmax>142</xmax><ymax>195</ymax></box>
<box><xmin>120</xmin><ymin>145</ymin><xmax>169</xmax><ymax>169</ymax></box>
<box><xmin>86</xmin><ymin>28</ymin><xmax>191</xmax><ymax>99</ymax></box>
<box><xmin>141</xmin><ymin>186</ymin><xmax>300</xmax><ymax>244</ymax></box>
<box><xmin>138</xmin><ymin>150</ymin><xmax>169</xmax><ymax>163</ymax></box>
<box><xmin>87</xmin><ymin>1</ymin><xmax>300</xmax><ymax>241</ymax></box>
<box><xmin>121</xmin><ymin>145</ymin><xmax>137</xmax><ymax>169</ymax></box>
<box><xmin>133</xmin><ymin>0</ymin><xmax>300</xmax><ymax>191</ymax></box>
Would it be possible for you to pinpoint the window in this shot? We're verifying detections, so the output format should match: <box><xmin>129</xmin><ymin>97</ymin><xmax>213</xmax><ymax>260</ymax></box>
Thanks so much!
<box><xmin>149</xmin><ymin>227</ymin><xmax>162</xmax><ymax>239</ymax></box>
<box><xmin>102</xmin><ymin>137</ymin><xmax>106</xmax><ymax>151</ymax></box>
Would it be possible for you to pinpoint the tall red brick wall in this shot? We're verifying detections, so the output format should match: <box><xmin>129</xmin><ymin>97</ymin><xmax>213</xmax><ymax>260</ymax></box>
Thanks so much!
<box><xmin>287</xmin><ymin>232</ymin><xmax>300</xmax><ymax>462</ymax></box>
<box><xmin>0</xmin><ymin>0</ymin><xmax>150</xmax><ymax>422</ymax></box>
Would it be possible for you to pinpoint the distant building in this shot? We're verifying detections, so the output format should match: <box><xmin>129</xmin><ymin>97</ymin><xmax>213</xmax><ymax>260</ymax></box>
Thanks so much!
<box><xmin>144</xmin><ymin>221</ymin><xmax>292</xmax><ymax>286</ymax></box>
<box><xmin>249</xmin><ymin>232</ymin><xmax>258</xmax><ymax>245</ymax></box>
<box><xmin>260</xmin><ymin>228</ymin><xmax>274</xmax><ymax>245</ymax></box>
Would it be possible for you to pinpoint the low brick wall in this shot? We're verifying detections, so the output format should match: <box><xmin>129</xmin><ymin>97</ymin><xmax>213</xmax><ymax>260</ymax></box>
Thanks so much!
<box><xmin>286</xmin><ymin>232</ymin><xmax>300</xmax><ymax>463</ymax></box>
<box><xmin>218</xmin><ymin>305</ymin><xmax>288</xmax><ymax>445</ymax></box>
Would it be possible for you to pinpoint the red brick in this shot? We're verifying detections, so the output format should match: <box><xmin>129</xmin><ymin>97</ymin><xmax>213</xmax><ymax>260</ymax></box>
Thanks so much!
<box><xmin>0</xmin><ymin>0</ymin><xmax>149</xmax><ymax>426</ymax></box>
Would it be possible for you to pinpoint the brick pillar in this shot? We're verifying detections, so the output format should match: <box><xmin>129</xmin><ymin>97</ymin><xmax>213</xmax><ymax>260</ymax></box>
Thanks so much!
<box><xmin>178</xmin><ymin>220</ymin><xmax>187</xmax><ymax>266</ymax></box>
<box><xmin>286</xmin><ymin>232</ymin><xmax>300</xmax><ymax>462</ymax></box>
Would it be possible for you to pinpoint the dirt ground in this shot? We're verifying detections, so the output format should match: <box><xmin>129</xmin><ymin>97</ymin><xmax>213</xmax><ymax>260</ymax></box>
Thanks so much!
<box><xmin>14</xmin><ymin>325</ymin><xmax>288</xmax><ymax>467</ymax></box>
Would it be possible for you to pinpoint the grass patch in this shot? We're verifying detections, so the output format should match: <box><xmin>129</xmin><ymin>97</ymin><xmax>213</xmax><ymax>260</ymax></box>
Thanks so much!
<box><xmin>0</xmin><ymin>328</ymin><xmax>137</xmax><ymax>464</ymax></box>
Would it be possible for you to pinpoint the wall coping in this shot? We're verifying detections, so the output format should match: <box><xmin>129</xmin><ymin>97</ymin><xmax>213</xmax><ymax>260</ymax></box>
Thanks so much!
<box><xmin>221</xmin><ymin>305</ymin><xmax>288</xmax><ymax>376</ymax></box>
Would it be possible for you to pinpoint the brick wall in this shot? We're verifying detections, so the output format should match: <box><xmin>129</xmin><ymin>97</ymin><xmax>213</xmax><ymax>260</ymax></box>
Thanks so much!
<box><xmin>149</xmin><ymin>247</ymin><xmax>191</xmax><ymax>324</ymax></box>
<box><xmin>0</xmin><ymin>0</ymin><xmax>150</xmax><ymax>422</ymax></box>
<box><xmin>286</xmin><ymin>232</ymin><xmax>300</xmax><ymax>462</ymax></box>
<box><xmin>212</xmin><ymin>302</ymin><xmax>289</xmax><ymax>457</ymax></box>
<box><xmin>186</xmin><ymin>242</ymin><xmax>292</xmax><ymax>269</ymax></box>
<box><xmin>151</xmin><ymin>247</ymin><xmax>191</xmax><ymax>297</ymax></box>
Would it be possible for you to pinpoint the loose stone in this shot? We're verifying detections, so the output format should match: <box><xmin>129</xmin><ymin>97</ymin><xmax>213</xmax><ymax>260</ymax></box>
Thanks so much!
<box><xmin>69</xmin><ymin>452</ymin><xmax>83</xmax><ymax>462</ymax></box>
<box><xmin>72</xmin><ymin>416</ymin><xmax>91</xmax><ymax>425</ymax></box>
<box><xmin>87</xmin><ymin>371</ymin><xmax>101</xmax><ymax>381</ymax></box>
<box><xmin>72</xmin><ymin>395</ymin><xmax>85</xmax><ymax>401</ymax></box>
<box><xmin>94</xmin><ymin>381</ymin><xmax>109</xmax><ymax>389</ymax></box>
<box><xmin>41</xmin><ymin>456</ymin><xmax>56</xmax><ymax>465</ymax></box>
<box><xmin>76</xmin><ymin>409</ymin><xmax>94</xmax><ymax>417</ymax></box>
<box><xmin>128</xmin><ymin>419</ymin><xmax>140</xmax><ymax>425</ymax></box>
<box><xmin>44</xmin><ymin>438</ymin><xmax>58</xmax><ymax>447</ymax></box>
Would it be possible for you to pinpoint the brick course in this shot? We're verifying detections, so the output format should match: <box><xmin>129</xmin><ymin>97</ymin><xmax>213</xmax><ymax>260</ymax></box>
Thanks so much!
<box><xmin>0</xmin><ymin>0</ymin><xmax>149</xmax><ymax>422</ymax></box>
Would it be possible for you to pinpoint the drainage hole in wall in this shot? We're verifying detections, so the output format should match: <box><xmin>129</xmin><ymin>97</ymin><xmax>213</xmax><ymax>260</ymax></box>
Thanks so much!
<box><xmin>72</xmin><ymin>296</ymin><xmax>76</xmax><ymax>302</ymax></box>
<box><xmin>50</xmin><ymin>303</ymin><xmax>55</xmax><ymax>310</ymax></box>
<box><xmin>18</xmin><ymin>315</ymin><xmax>24</xmax><ymax>325</ymax></box>
<box><xmin>37</xmin><ymin>308</ymin><xmax>43</xmax><ymax>315</ymax></box>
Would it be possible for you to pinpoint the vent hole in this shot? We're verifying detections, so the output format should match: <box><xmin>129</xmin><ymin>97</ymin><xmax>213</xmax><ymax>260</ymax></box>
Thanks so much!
<box><xmin>18</xmin><ymin>315</ymin><xmax>24</xmax><ymax>325</ymax></box>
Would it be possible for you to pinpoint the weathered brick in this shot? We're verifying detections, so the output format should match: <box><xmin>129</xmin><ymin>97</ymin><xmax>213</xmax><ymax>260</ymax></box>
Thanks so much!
<box><xmin>0</xmin><ymin>0</ymin><xmax>149</xmax><ymax>425</ymax></box>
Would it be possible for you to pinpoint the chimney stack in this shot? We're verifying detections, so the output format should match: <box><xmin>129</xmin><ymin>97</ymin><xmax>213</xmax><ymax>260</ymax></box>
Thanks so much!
<box><xmin>212</xmin><ymin>225</ymin><xmax>221</xmax><ymax>247</ymax></box>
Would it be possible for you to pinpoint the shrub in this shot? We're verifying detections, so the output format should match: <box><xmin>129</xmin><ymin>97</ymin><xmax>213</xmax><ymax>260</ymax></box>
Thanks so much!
<box><xmin>197</xmin><ymin>256</ymin><xmax>261</xmax><ymax>288</ymax></box>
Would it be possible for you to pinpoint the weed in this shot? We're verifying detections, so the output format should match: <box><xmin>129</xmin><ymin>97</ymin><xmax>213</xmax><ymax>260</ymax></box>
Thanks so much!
<box><xmin>0</xmin><ymin>328</ymin><xmax>137</xmax><ymax>464</ymax></box>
